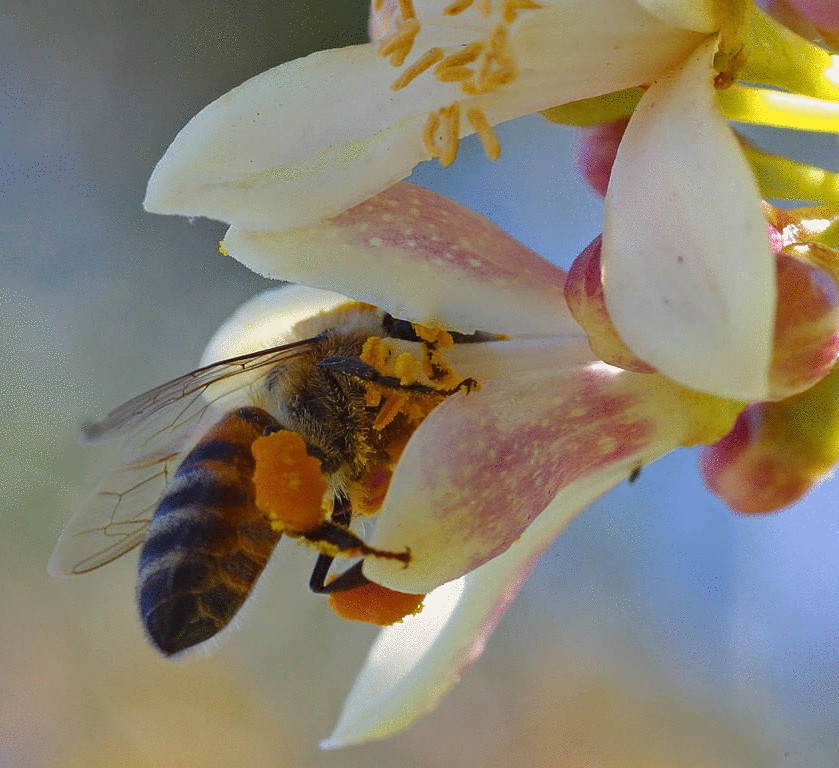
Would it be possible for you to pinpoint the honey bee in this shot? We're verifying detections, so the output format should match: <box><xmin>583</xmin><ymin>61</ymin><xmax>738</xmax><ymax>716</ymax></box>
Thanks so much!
<box><xmin>50</xmin><ymin>301</ymin><xmax>479</xmax><ymax>655</ymax></box>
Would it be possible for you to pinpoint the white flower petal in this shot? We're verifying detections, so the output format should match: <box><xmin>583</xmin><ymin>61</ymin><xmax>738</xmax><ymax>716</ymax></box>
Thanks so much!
<box><xmin>633</xmin><ymin>0</ymin><xmax>718</xmax><ymax>33</ymax></box>
<box><xmin>199</xmin><ymin>284</ymin><xmax>351</xmax><ymax>365</ymax></box>
<box><xmin>322</xmin><ymin>464</ymin><xmax>625</xmax><ymax>749</ymax></box>
<box><xmin>145</xmin><ymin>4</ymin><xmax>703</xmax><ymax>231</ymax></box>
<box><xmin>364</xmin><ymin>365</ymin><xmax>695</xmax><ymax>593</ymax></box>
<box><xmin>603</xmin><ymin>37</ymin><xmax>775</xmax><ymax>401</ymax></box>
<box><xmin>144</xmin><ymin>44</ymin><xmax>443</xmax><ymax>230</ymax></box>
<box><xmin>223</xmin><ymin>183</ymin><xmax>572</xmax><ymax>335</ymax></box>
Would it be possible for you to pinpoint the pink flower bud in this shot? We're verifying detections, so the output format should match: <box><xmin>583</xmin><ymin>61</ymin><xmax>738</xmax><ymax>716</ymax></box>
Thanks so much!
<box><xmin>564</xmin><ymin>236</ymin><xmax>654</xmax><ymax>372</ymax></box>
<box><xmin>573</xmin><ymin>119</ymin><xmax>629</xmax><ymax>198</ymax></box>
<box><xmin>701</xmin><ymin>364</ymin><xmax>839</xmax><ymax>513</ymax></box>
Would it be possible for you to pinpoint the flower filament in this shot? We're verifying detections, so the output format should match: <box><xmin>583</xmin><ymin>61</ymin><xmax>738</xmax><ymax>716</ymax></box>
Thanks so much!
<box><xmin>377</xmin><ymin>0</ymin><xmax>542</xmax><ymax>165</ymax></box>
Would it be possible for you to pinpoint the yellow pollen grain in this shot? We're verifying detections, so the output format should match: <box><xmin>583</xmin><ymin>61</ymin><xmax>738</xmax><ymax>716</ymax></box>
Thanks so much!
<box><xmin>391</xmin><ymin>47</ymin><xmax>445</xmax><ymax>91</ymax></box>
<box><xmin>466</xmin><ymin>106</ymin><xmax>501</xmax><ymax>160</ymax></box>
<box><xmin>394</xmin><ymin>352</ymin><xmax>420</xmax><ymax>385</ymax></box>
<box><xmin>360</xmin><ymin>336</ymin><xmax>392</xmax><ymax>372</ymax></box>
<box><xmin>373</xmin><ymin>392</ymin><xmax>410</xmax><ymax>431</ymax></box>
<box><xmin>477</xmin><ymin>0</ymin><xmax>492</xmax><ymax>16</ymax></box>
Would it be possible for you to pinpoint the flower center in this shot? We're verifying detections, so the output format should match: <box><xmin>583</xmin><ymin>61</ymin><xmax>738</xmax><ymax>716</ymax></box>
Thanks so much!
<box><xmin>373</xmin><ymin>0</ymin><xmax>542</xmax><ymax>166</ymax></box>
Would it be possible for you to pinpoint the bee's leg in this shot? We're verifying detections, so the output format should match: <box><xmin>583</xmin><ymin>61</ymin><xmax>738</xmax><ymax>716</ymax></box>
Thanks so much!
<box><xmin>318</xmin><ymin>356</ymin><xmax>477</xmax><ymax>396</ymax></box>
<box><xmin>309</xmin><ymin>560</ymin><xmax>369</xmax><ymax>594</ymax></box>
<box><xmin>309</xmin><ymin>491</ymin><xmax>375</xmax><ymax>594</ymax></box>
<box><xmin>303</xmin><ymin>521</ymin><xmax>411</xmax><ymax>564</ymax></box>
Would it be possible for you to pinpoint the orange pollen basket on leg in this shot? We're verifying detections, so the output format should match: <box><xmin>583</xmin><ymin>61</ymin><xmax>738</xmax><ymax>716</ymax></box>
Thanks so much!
<box><xmin>251</xmin><ymin>430</ymin><xmax>328</xmax><ymax>533</ymax></box>
<box><xmin>328</xmin><ymin>581</ymin><xmax>425</xmax><ymax>626</ymax></box>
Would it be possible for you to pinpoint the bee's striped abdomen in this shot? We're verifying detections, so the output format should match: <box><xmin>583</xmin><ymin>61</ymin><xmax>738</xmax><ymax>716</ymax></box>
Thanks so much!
<box><xmin>137</xmin><ymin>407</ymin><xmax>282</xmax><ymax>655</ymax></box>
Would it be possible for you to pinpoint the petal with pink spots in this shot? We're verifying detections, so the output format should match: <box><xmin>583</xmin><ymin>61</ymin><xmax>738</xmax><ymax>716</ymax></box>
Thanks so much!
<box><xmin>223</xmin><ymin>183</ymin><xmax>573</xmax><ymax>334</ymax></box>
<box><xmin>364</xmin><ymin>364</ymin><xmax>704</xmax><ymax>593</ymax></box>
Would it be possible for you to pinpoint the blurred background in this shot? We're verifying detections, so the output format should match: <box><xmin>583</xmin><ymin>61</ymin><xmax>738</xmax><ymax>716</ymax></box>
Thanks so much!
<box><xmin>2</xmin><ymin>1</ymin><xmax>838</xmax><ymax>766</ymax></box>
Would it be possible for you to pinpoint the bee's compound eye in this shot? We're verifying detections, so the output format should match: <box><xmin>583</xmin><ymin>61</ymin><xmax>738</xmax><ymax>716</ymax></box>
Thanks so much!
<box><xmin>251</xmin><ymin>430</ymin><xmax>327</xmax><ymax>532</ymax></box>
<box><xmin>328</xmin><ymin>581</ymin><xmax>425</xmax><ymax>626</ymax></box>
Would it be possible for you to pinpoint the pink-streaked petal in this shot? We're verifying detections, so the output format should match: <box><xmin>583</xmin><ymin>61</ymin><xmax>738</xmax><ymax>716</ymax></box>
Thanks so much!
<box><xmin>634</xmin><ymin>0</ymin><xmax>718</xmax><ymax>32</ymax></box>
<box><xmin>223</xmin><ymin>183</ymin><xmax>573</xmax><ymax>335</ymax></box>
<box><xmin>322</xmin><ymin>465</ymin><xmax>626</xmax><ymax>749</ymax></box>
<box><xmin>364</xmin><ymin>365</ymin><xmax>717</xmax><ymax>593</ymax></box>
<box><xmin>603</xmin><ymin>37</ymin><xmax>775</xmax><ymax>401</ymax></box>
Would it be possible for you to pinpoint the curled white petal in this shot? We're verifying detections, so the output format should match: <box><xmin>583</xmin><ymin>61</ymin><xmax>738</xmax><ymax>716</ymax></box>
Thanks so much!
<box><xmin>323</xmin><ymin>465</ymin><xmax>625</xmax><ymax>749</ymax></box>
<box><xmin>603</xmin><ymin>37</ymin><xmax>774</xmax><ymax>401</ymax></box>
<box><xmin>145</xmin><ymin>4</ymin><xmax>702</xmax><ymax>231</ymax></box>
<box><xmin>199</xmin><ymin>284</ymin><xmax>350</xmax><ymax>365</ymax></box>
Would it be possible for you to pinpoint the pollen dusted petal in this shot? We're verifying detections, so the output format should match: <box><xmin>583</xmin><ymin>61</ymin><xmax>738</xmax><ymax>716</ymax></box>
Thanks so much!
<box><xmin>602</xmin><ymin>36</ymin><xmax>775</xmax><ymax>401</ymax></box>
<box><xmin>322</xmin><ymin>460</ymin><xmax>629</xmax><ymax>749</ymax></box>
<box><xmin>252</xmin><ymin>430</ymin><xmax>327</xmax><ymax>533</ymax></box>
<box><xmin>222</xmin><ymin>182</ymin><xmax>573</xmax><ymax>335</ymax></box>
<box><xmin>363</xmin><ymin>364</ymin><xmax>739</xmax><ymax>593</ymax></box>
<box><xmin>328</xmin><ymin>582</ymin><xmax>425</xmax><ymax>626</ymax></box>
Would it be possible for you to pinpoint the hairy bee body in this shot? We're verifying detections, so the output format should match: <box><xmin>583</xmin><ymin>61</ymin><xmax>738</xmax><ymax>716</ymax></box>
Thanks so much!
<box><xmin>137</xmin><ymin>407</ymin><xmax>281</xmax><ymax>656</ymax></box>
<box><xmin>50</xmin><ymin>301</ymin><xmax>473</xmax><ymax>654</ymax></box>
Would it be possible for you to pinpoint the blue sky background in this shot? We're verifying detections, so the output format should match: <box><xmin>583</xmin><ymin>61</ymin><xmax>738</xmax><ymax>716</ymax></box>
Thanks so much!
<box><xmin>2</xmin><ymin>2</ymin><xmax>838</xmax><ymax>766</ymax></box>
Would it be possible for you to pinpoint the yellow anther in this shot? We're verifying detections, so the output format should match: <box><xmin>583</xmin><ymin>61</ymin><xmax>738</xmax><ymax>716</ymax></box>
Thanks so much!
<box><xmin>373</xmin><ymin>0</ymin><xmax>386</xmax><ymax>10</ymax></box>
<box><xmin>487</xmin><ymin>22</ymin><xmax>508</xmax><ymax>57</ymax></box>
<box><xmin>422</xmin><ymin>110</ymin><xmax>442</xmax><ymax>157</ymax></box>
<box><xmin>391</xmin><ymin>47</ymin><xmax>446</xmax><ymax>91</ymax></box>
<box><xmin>378</xmin><ymin>18</ymin><xmax>421</xmax><ymax>67</ymax></box>
<box><xmin>439</xmin><ymin>103</ymin><xmax>461</xmax><ymax>167</ymax></box>
<box><xmin>422</xmin><ymin>104</ymin><xmax>461</xmax><ymax>167</ymax></box>
<box><xmin>477</xmin><ymin>0</ymin><xmax>492</xmax><ymax>16</ymax></box>
<box><xmin>398</xmin><ymin>0</ymin><xmax>416</xmax><ymax>20</ymax></box>
<box><xmin>502</xmin><ymin>0</ymin><xmax>543</xmax><ymax>23</ymax></box>
<box><xmin>466</xmin><ymin>106</ymin><xmax>501</xmax><ymax>160</ymax></box>
<box><xmin>435</xmin><ymin>65</ymin><xmax>474</xmax><ymax>83</ymax></box>
<box><xmin>439</xmin><ymin>42</ymin><xmax>484</xmax><ymax>68</ymax></box>
<box><xmin>444</xmin><ymin>0</ymin><xmax>474</xmax><ymax>14</ymax></box>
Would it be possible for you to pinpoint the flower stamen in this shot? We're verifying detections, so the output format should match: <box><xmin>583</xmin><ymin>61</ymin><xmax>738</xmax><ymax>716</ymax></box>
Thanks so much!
<box><xmin>423</xmin><ymin>103</ymin><xmax>461</xmax><ymax>167</ymax></box>
<box><xmin>502</xmin><ymin>0</ymin><xmax>543</xmax><ymax>24</ymax></box>
<box><xmin>378</xmin><ymin>17</ymin><xmax>421</xmax><ymax>67</ymax></box>
<box><xmin>466</xmin><ymin>106</ymin><xmax>501</xmax><ymax>160</ymax></box>
<box><xmin>443</xmin><ymin>0</ymin><xmax>473</xmax><ymax>15</ymax></box>
<box><xmin>391</xmin><ymin>47</ymin><xmax>446</xmax><ymax>91</ymax></box>
<box><xmin>383</xmin><ymin>1</ymin><xmax>536</xmax><ymax>162</ymax></box>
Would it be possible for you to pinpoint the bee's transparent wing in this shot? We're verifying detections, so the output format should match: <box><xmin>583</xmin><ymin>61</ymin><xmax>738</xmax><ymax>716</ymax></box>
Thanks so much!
<box><xmin>49</xmin><ymin>338</ymin><xmax>318</xmax><ymax>576</ymax></box>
